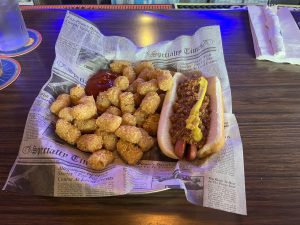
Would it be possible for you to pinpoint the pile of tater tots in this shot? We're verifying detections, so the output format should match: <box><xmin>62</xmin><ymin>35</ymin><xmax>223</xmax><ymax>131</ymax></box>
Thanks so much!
<box><xmin>50</xmin><ymin>61</ymin><xmax>173</xmax><ymax>170</ymax></box>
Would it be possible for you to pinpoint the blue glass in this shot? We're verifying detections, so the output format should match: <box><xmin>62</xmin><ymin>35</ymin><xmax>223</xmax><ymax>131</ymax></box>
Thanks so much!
<box><xmin>0</xmin><ymin>0</ymin><xmax>29</xmax><ymax>52</ymax></box>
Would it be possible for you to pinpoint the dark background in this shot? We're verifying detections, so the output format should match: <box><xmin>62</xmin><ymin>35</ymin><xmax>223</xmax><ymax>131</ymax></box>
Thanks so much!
<box><xmin>32</xmin><ymin>0</ymin><xmax>300</xmax><ymax>5</ymax></box>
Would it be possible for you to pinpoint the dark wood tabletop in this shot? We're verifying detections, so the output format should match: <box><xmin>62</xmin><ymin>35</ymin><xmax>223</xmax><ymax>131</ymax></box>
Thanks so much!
<box><xmin>1</xmin><ymin>9</ymin><xmax>300</xmax><ymax>225</ymax></box>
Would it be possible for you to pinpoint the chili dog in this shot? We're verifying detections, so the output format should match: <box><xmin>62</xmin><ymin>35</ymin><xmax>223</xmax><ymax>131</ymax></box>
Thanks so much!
<box><xmin>157</xmin><ymin>72</ymin><xmax>225</xmax><ymax>161</ymax></box>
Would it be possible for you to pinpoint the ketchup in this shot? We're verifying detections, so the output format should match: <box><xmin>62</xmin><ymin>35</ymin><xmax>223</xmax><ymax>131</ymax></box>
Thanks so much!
<box><xmin>85</xmin><ymin>70</ymin><xmax>119</xmax><ymax>99</ymax></box>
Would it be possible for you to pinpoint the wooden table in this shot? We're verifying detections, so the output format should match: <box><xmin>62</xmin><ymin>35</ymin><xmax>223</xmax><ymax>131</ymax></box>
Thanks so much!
<box><xmin>1</xmin><ymin>9</ymin><xmax>300</xmax><ymax>225</ymax></box>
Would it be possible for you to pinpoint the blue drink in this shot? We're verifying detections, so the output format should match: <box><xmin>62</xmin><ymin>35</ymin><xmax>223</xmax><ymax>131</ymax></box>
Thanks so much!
<box><xmin>0</xmin><ymin>0</ymin><xmax>29</xmax><ymax>52</ymax></box>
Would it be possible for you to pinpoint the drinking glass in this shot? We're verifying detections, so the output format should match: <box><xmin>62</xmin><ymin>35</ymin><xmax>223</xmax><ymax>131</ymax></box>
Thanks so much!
<box><xmin>0</xmin><ymin>0</ymin><xmax>29</xmax><ymax>52</ymax></box>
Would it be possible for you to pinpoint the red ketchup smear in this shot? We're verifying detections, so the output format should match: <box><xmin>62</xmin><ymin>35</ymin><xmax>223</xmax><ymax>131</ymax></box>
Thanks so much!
<box><xmin>85</xmin><ymin>70</ymin><xmax>119</xmax><ymax>99</ymax></box>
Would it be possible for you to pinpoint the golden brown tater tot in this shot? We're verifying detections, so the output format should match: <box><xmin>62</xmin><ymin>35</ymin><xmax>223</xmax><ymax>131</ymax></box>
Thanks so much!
<box><xmin>50</xmin><ymin>94</ymin><xmax>71</xmax><ymax>115</ymax></box>
<box><xmin>134</xmin><ymin>61</ymin><xmax>154</xmax><ymax>74</ymax></box>
<box><xmin>96</xmin><ymin>91</ymin><xmax>111</xmax><ymax>113</ymax></box>
<box><xmin>106</xmin><ymin>86</ymin><xmax>121</xmax><ymax>107</ymax></box>
<box><xmin>137</xmin><ymin>79</ymin><xmax>158</xmax><ymax>95</ymax></box>
<box><xmin>156</xmin><ymin>69</ymin><xmax>173</xmax><ymax>91</ymax></box>
<box><xmin>74</xmin><ymin>119</ymin><xmax>97</xmax><ymax>133</ymax></box>
<box><xmin>137</xmin><ymin>68</ymin><xmax>152</xmax><ymax>81</ymax></box>
<box><xmin>126</xmin><ymin>78</ymin><xmax>145</xmax><ymax>93</ymax></box>
<box><xmin>115</xmin><ymin>125</ymin><xmax>142</xmax><ymax>144</ymax></box>
<box><xmin>121</xmin><ymin>113</ymin><xmax>136</xmax><ymax>126</ymax></box>
<box><xmin>133</xmin><ymin>108</ymin><xmax>148</xmax><ymax>126</ymax></box>
<box><xmin>77</xmin><ymin>96</ymin><xmax>95</xmax><ymax>105</ymax></box>
<box><xmin>105</xmin><ymin>106</ymin><xmax>122</xmax><ymax>116</ymax></box>
<box><xmin>142</xmin><ymin>113</ymin><xmax>160</xmax><ymax>136</ymax></box>
<box><xmin>157</xmin><ymin>93</ymin><xmax>166</xmax><ymax>112</ymax></box>
<box><xmin>87</xmin><ymin>150</ymin><xmax>114</xmax><ymax>170</ymax></box>
<box><xmin>114</xmin><ymin>76</ymin><xmax>129</xmax><ymax>91</ymax></box>
<box><xmin>116</xmin><ymin>140</ymin><xmax>143</xmax><ymax>165</ymax></box>
<box><xmin>55</xmin><ymin>119</ymin><xmax>81</xmax><ymax>145</ymax></box>
<box><xmin>77</xmin><ymin>134</ymin><xmax>103</xmax><ymax>153</ymax></box>
<box><xmin>140</xmin><ymin>92</ymin><xmax>160</xmax><ymax>115</ymax></box>
<box><xmin>110</xmin><ymin>60</ymin><xmax>131</xmax><ymax>73</ymax></box>
<box><xmin>138</xmin><ymin>128</ymin><xmax>155</xmax><ymax>152</ymax></box>
<box><xmin>96</xmin><ymin>112</ymin><xmax>122</xmax><ymax>133</ymax></box>
<box><xmin>70</xmin><ymin>84</ymin><xmax>85</xmax><ymax>105</ymax></box>
<box><xmin>119</xmin><ymin>92</ymin><xmax>135</xmax><ymax>114</ymax></box>
<box><xmin>122</xmin><ymin>66</ymin><xmax>136</xmax><ymax>84</ymax></box>
<box><xmin>103</xmin><ymin>133</ymin><xmax>118</xmax><ymax>151</ymax></box>
<box><xmin>133</xmin><ymin>93</ymin><xmax>143</xmax><ymax>107</ymax></box>
<box><xmin>72</xmin><ymin>99</ymin><xmax>97</xmax><ymax>120</ymax></box>
<box><xmin>58</xmin><ymin>107</ymin><xmax>73</xmax><ymax>122</ymax></box>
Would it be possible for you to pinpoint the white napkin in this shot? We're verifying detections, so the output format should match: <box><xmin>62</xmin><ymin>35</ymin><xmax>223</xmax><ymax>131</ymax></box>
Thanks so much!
<box><xmin>248</xmin><ymin>5</ymin><xmax>300</xmax><ymax>65</ymax></box>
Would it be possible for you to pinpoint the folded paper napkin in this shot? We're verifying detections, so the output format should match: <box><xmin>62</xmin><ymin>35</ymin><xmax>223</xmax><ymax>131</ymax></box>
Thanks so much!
<box><xmin>248</xmin><ymin>5</ymin><xmax>300</xmax><ymax>65</ymax></box>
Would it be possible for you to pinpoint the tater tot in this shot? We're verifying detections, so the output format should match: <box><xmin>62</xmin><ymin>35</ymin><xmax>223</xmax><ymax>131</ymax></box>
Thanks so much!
<box><xmin>106</xmin><ymin>86</ymin><xmax>121</xmax><ymax>107</ymax></box>
<box><xmin>96</xmin><ymin>91</ymin><xmax>111</xmax><ymax>113</ymax></box>
<box><xmin>72</xmin><ymin>97</ymin><xmax>97</xmax><ymax>120</ymax></box>
<box><xmin>138</xmin><ymin>128</ymin><xmax>155</xmax><ymax>152</ymax></box>
<box><xmin>55</xmin><ymin>119</ymin><xmax>81</xmax><ymax>145</ymax></box>
<box><xmin>113</xmin><ymin>76</ymin><xmax>129</xmax><ymax>91</ymax></box>
<box><xmin>77</xmin><ymin>96</ymin><xmax>95</xmax><ymax>105</ymax></box>
<box><xmin>72</xmin><ymin>104</ymin><xmax>97</xmax><ymax>120</ymax></box>
<box><xmin>157</xmin><ymin>93</ymin><xmax>166</xmax><ymax>112</ymax></box>
<box><xmin>119</xmin><ymin>92</ymin><xmax>135</xmax><ymax>114</ymax></box>
<box><xmin>70</xmin><ymin>84</ymin><xmax>85</xmax><ymax>105</ymax></box>
<box><xmin>122</xmin><ymin>113</ymin><xmax>136</xmax><ymax>126</ymax></box>
<box><xmin>133</xmin><ymin>93</ymin><xmax>143</xmax><ymax>107</ymax></box>
<box><xmin>77</xmin><ymin>134</ymin><xmax>103</xmax><ymax>153</ymax></box>
<box><xmin>110</xmin><ymin>60</ymin><xmax>131</xmax><ymax>73</ymax></box>
<box><xmin>105</xmin><ymin>106</ymin><xmax>122</xmax><ymax>116</ymax></box>
<box><xmin>74</xmin><ymin>119</ymin><xmax>97</xmax><ymax>133</ymax></box>
<box><xmin>126</xmin><ymin>78</ymin><xmax>144</xmax><ymax>93</ymax></box>
<box><xmin>133</xmin><ymin>108</ymin><xmax>148</xmax><ymax>126</ymax></box>
<box><xmin>95</xmin><ymin>130</ymin><xmax>118</xmax><ymax>151</ymax></box>
<box><xmin>103</xmin><ymin>133</ymin><xmax>118</xmax><ymax>151</ymax></box>
<box><xmin>157</xmin><ymin>69</ymin><xmax>173</xmax><ymax>91</ymax></box>
<box><xmin>134</xmin><ymin>61</ymin><xmax>154</xmax><ymax>74</ymax></box>
<box><xmin>147</xmin><ymin>70</ymin><xmax>159</xmax><ymax>80</ymax></box>
<box><xmin>116</xmin><ymin>140</ymin><xmax>143</xmax><ymax>165</ymax></box>
<box><xmin>50</xmin><ymin>94</ymin><xmax>71</xmax><ymax>115</ymax></box>
<box><xmin>137</xmin><ymin>79</ymin><xmax>158</xmax><ymax>95</ymax></box>
<box><xmin>96</xmin><ymin>112</ymin><xmax>122</xmax><ymax>133</ymax></box>
<box><xmin>57</xmin><ymin>94</ymin><xmax>71</xmax><ymax>102</ymax></box>
<box><xmin>95</xmin><ymin>129</ymin><xmax>107</xmax><ymax>138</ymax></box>
<box><xmin>138</xmin><ymin>68</ymin><xmax>152</xmax><ymax>81</ymax></box>
<box><xmin>122</xmin><ymin>66</ymin><xmax>136</xmax><ymax>84</ymax></box>
<box><xmin>87</xmin><ymin>150</ymin><xmax>114</xmax><ymax>170</ymax></box>
<box><xmin>142</xmin><ymin>113</ymin><xmax>160</xmax><ymax>136</ymax></box>
<box><xmin>58</xmin><ymin>107</ymin><xmax>73</xmax><ymax>122</ymax></box>
<box><xmin>140</xmin><ymin>92</ymin><xmax>160</xmax><ymax>115</ymax></box>
<box><xmin>115</xmin><ymin>125</ymin><xmax>142</xmax><ymax>144</ymax></box>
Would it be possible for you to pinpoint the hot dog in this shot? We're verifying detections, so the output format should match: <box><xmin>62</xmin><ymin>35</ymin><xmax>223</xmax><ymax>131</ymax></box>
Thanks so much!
<box><xmin>157</xmin><ymin>72</ymin><xmax>225</xmax><ymax>161</ymax></box>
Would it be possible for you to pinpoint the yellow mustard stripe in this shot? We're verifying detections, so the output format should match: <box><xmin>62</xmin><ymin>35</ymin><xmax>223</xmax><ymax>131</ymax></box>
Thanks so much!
<box><xmin>185</xmin><ymin>77</ymin><xmax>208</xmax><ymax>142</ymax></box>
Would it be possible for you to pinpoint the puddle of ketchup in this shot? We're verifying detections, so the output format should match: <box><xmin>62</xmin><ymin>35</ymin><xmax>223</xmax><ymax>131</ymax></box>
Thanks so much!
<box><xmin>85</xmin><ymin>70</ymin><xmax>119</xmax><ymax>99</ymax></box>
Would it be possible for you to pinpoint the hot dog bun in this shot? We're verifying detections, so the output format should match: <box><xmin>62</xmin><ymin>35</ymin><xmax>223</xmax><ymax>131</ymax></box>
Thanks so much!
<box><xmin>157</xmin><ymin>72</ymin><xmax>225</xmax><ymax>160</ymax></box>
<box><xmin>158</xmin><ymin>73</ymin><xmax>185</xmax><ymax>159</ymax></box>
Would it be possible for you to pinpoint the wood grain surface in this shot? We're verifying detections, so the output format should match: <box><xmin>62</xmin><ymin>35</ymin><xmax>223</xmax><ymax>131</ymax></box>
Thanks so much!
<box><xmin>0</xmin><ymin>9</ymin><xmax>300</xmax><ymax>225</ymax></box>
